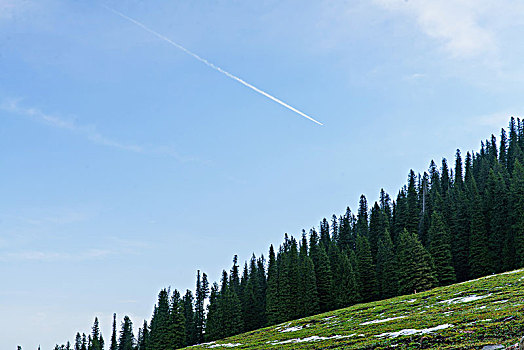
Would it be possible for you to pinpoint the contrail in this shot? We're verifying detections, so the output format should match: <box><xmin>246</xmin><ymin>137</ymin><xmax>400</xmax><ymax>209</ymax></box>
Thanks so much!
<box><xmin>103</xmin><ymin>5</ymin><xmax>323</xmax><ymax>126</ymax></box>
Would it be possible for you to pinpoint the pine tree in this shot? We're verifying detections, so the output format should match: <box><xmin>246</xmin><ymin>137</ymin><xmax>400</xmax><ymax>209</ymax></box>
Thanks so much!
<box><xmin>511</xmin><ymin>160</ymin><xmax>524</xmax><ymax>267</ymax></box>
<box><xmin>117</xmin><ymin>316</ymin><xmax>134</xmax><ymax>350</ymax></box>
<box><xmin>297</xmin><ymin>239</ymin><xmax>318</xmax><ymax>316</ymax></box>
<box><xmin>88</xmin><ymin>317</ymin><xmax>104</xmax><ymax>350</ymax></box>
<box><xmin>149</xmin><ymin>289</ymin><xmax>174</xmax><ymax>350</ymax></box>
<box><xmin>182</xmin><ymin>290</ymin><xmax>196</xmax><ymax>346</ymax></box>
<box><xmin>265</xmin><ymin>245</ymin><xmax>280</xmax><ymax>325</ymax></box>
<box><xmin>110</xmin><ymin>314</ymin><xmax>118</xmax><ymax>350</ymax></box>
<box><xmin>468</xmin><ymin>176</ymin><xmax>491</xmax><ymax>278</ymax></box>
<box><xmin>170</xmin><ymin>289</ymin><xmax>186</xmax><ymax>348</ymax></box>
<box><xmin>375</xmin><ymin>230</ymin><xmax>399</xmax><ymax>298</ymax></box>
<box><xmin>310</xmin><ymin>233</ymin><xmax>334</xmax><ymax>312</ymax></box>
<box><xmin>218</xmin><ymin>270</ymin><xmax>243</xmax><ymax>337</ymax></box>
<box><xmin>428</xmin><ymin>211</ymin><xmax>455</xmax><ymax>285</ymax></box>
<box><xmin>137</xmin><ymin>321</ymin><xmax>149</xmax><ymax>350</ymax></box>
<box><xmin>397</xmin><ymin>229</ymin><xmax>437</xmax><ymax>294</ymax></box>
<box><xmin>204</xmin><ymin>283</ymin><xmax>220</xmax><ymax>341</ymax></box>
<box><xmin>194</xmin><ymin>271</ymin><xmax>209</xmax><ymax>344</ymax></box>
<box><xmin>329</xmin><ymin>244</ymin><xmax>358</xmax><ymax>308</ymax></box>
<box><xmin>356</xmin><ymin>234</ymin><xmax>377</xmax><ymax>302</ymax></box>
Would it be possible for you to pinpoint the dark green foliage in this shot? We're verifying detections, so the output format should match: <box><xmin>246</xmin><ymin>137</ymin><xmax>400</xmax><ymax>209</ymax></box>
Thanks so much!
<box><xmin>356</xmin><ymin>234</ymin><xmax>377</xmax><ymax>302</ymax></box>
<box><xmin>194</xmin><ymin>271</ymin><xmax>209</xmax><ymax>344</ymax></box>
<box><xmin>329</xmin><ymin>244</ymin><xmax>358</xmax><ymax>308</ymax></box>
<box><xmin>110</xmin><ymin>314</ymin><xmax>117</xmax><ymax>350</ymax></box>
<box><xmin>310</xmin><ymin>235</ymin><xmax>334</xmax><ymax>312</ymax></box>
<box><xmin>468</xmin><ymin>177</ymin><xmax>492</xmax><ymax>278</ymax></box>
<box><xmin>117</xmin><ymin>316</ymin><xmax>134</xmax><ymax>350</ymax></box>
<box><xmin>88</xmin><ymin>317</ymin><xmax>103</xmax><ymax>350</ymax></box>
<box><xmin>428</xmin><ymin>211</ymin><xmax>456</xmax><ymax>285</ymax></box>
<box><xmin>511</xmin><ymin>160</ymin><xmax>524</xmax><ymax>267</ymax></box>
<box><xmin>170</xmin><ymin>290</ymin><xmax>187</xmax><ymax>348</ymax></box>
<box><xmin>397</xmin><ymin>229</ymin><xmax>437</xmax><ymax>294</ymax></box>
<box><xmin>265</xmin><ymin>245</ymin><xmax>280</xmax><ymax>325</ymax></box>
<box><xmin>182</xmin><ymin>290</ymin><xmax>196</xmax><ymax>346</ymax></box>
<box><xmin>375</xmin><ymin>230</ymin><xmax>399</xmax><ymax>298</ymax></box>
<box><xmin>297</xmin><ymin>242</ymin><xmax>319</xmax><ymax>316</ymax></box>
<box><xmin>136</xmin><ymin>321</ymin><xmax>149</xmax><ymax>350</ymax></box>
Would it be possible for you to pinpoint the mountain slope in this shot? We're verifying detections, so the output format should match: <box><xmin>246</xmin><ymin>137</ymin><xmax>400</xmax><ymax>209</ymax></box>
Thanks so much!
<box><xmin>184</xmin><ymin>269</ymin><xmax>524</xmax><ymax>349</ymax></box>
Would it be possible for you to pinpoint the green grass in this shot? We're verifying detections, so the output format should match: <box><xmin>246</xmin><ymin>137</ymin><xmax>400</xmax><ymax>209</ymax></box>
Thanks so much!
<box><xmin>184</xmin><ymin>269</ymin><xmax>524</xmax><ymax>349</ymax></box>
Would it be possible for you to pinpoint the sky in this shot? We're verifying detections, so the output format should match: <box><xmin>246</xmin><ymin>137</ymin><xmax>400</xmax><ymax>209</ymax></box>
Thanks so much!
<box><xmin>1</xmin><ymin>0</ymin><xmax>524</xmax><ymax>348</ymax></box>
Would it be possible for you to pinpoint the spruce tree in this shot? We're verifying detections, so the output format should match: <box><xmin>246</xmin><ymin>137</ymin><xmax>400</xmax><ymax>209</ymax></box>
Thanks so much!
<box><xmin>110</xmin><ymin>314</ymin><xmax>117</xmax><ymax>350</ymax></box>
<box><xmin>182</xmin><ymin>290</ymin><xmax>196</xmax><ymax>346</ymax></box>
<box><xmin>511</xmin><ymin>160</ymin><xmax>524</xmax><ymax>267</ymax></box>
<box><xmin>428</xmin><ymin>211</ymin><xmax>455</xmax><ymax>285</ymax></box>
<box><xmin>356</xmin><ymin>234</ymin><xmax>377</xmax><ymax>302</ymax></box>
<box><xmin>397</xmin><ymin>229</ymin><xmax>437</xmax><ymax>294</ymax></box>
<box><xmin>375</xmin><ymin>230</ymin><xmax>399</xmax><ymax>298</ymax></box>
<box><xmin>117</xmin><ymin>316</ymin><xmax>134</xmax><ymax>350</ymax></box>
<box><xmin>194</xmin><ymin>271</ymin><xmax>209</xmax><ymax>344</ymax></box>
<box><xmin>170</xmin><ymin>289</ymin><xmax>186</xmax><ymax>348</ymax></box>
<box><xmin>297</xmin><ymin>241</ymin><xmax>318</xmax><ymax>316</ymax></box>
<box><xmin>265</xmin><ymin>245</ymin><xmax>280</xmax><ymax>325</ymax></box>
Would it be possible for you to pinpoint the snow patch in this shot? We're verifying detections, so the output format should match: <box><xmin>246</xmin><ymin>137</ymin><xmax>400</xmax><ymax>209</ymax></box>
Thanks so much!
<box><xmin>360</xmin><ymin>316</ymin><xmax>407</xmax><ymax>325</ymax></box>
<box><xmin>494</xmin><ymin>299</ymin><xmax>509</xmax><ymax>304</ymax></box>
<box><xmin>375</xmin><ymin>324</ymin><xmax>454</xmax><ymax>338</ymax></box>
<box><xmin>405</xmin><ymin>299</ymin><xmax>417</xmax><ymax>303</ymax></box>
<box><xmin>501</xmin><ymin>269</ymin><xmax>524</xmax><ymax>275</ymax></box>
<box><xmin>208</xmin><ymin>344</ymin><xmax>242</xmax><ymax>348</ymax></box>
<box><xmin>439</xmin><ymin>294</ymin><xmax>491</xmax><ymax>304</ymax></box>
<box><xmin>268</xmin><ymin>334</ymin><xmax>361</xmax><ymax>345</ymax></box>
<box><xmin>280</xmin><ymin>325</ymin><xmax>305</xmax><ymax>332</ymax></box>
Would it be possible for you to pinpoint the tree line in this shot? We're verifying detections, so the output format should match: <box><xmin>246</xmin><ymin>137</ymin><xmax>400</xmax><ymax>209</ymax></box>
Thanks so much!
<box><xmin>43</xmin><ymin>117</ymin><xmax>524</xmax><ymax>349</ymax></box>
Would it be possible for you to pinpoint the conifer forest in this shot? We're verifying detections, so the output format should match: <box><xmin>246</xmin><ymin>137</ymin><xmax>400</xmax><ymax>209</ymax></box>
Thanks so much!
<box><xmin>45</xmin><ymin>118</ymin><xmax>524</xmax><ymax>350</ymax></box>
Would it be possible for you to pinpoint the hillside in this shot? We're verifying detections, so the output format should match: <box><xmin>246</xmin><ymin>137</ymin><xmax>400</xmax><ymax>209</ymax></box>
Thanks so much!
<box><xmin>185</xmin><ymin>269</ymin><xmax>524</xmax><ymax>349</ymax></box>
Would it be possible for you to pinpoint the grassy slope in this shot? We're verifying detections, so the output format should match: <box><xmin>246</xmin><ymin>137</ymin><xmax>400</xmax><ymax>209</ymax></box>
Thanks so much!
<box><xmin>185</xmin><ymin>269</ymin><xmax>524</xmax><ymax>349</ymax></box>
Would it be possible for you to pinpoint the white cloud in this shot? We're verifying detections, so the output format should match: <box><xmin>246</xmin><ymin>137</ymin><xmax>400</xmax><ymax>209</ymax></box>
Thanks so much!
<box><xmin>0</xmin><ymin>248</ymin><xmax>112</xmax><ymax>262</ymax></box>
<box><xmin>1</xmin><ymin>98</ymin><xmax>205</xmax><ymax>163</ymax></box>
<box><xmin>374</xmin><ymin>0</ymin><xmax>497</xmax><ymax>59</ymax></box>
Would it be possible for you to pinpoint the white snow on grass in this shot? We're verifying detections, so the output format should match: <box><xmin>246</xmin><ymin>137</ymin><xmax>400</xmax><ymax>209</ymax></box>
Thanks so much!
<box><xmin>375</xmin><ymin>324</ymin><xmax>454</xmax><ymax>338</ymax></box>
<box><xmin>439</xmin><ymin>294</ymin><xmax>491</xmax><ymax>304</ymax></box>
<box><xmin>360</xmin><ymin>316</ymin><xmax>407</xmax><ymax>325</ymax></box>
<box><xmin>268</xmin><ymin>334</ymin><xmax>362</xmax><ymax>345</ymax></box>
<box><xmin>323</xmin><ymin>316</ymin><xmax>337</xmax><ymax>320</ymax></box>
<box><xmin>494</xmin><ymin>299</ymin><xmax>509</xmax><ymax>304</ymax></box>
<box><xmin>280</xmin><ymin>325</ymin><xmax>305</xmax><ymax>332</ymax></box>
<box><xmin>208</xmin><ymin>343</ymin><xmax>242</xmax><ymax>348</ymax></box>
<box><xmin>405</xmin><ymin>299</ymin><xmax>417</xmax><ymax>303</ymax></box>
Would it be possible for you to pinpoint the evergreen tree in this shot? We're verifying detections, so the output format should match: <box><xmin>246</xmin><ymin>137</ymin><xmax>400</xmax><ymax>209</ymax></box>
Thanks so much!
<box><xmin>265</xmin><ymin>245</ymin><xmax>280</xmax><ymax>325</ymax></box>
<box><xmin>375</xmin><ymin>230</ymin><xmax>399</xmax><ymax>298</ymax></box>
<box><xmin>428</xmin><ymin>211</ymin><xmax>456</xmax><ymax>285</ymax></box>
<box><xmin>310</xmin><ymin>233</ymin><xmax>334</xmax><ymax>312</ymax></box>
<box><xmin>182</xmin><ymin>290</ymin><xmax>196</xmax><ymax>346</ymax></box>
<box><xmin>149</xmin><ymin>289</ymin><xmax>174</xmax><ymax>350</ymax></box>
<box><xmin>117</xmin><ymin>316</ymin><xmax>134</xmax><ymax>350</ymax></box>
<box><xmin>110</xmin><ymin>314</ymin><xmax>117</xmax><ymax>350</ymax></box>
<box><xmin>297</xmin><ymin>240</ymin><xmax>318</xmax><ymax>316</ymax></box>
<box><xmin>356</xmin><ymin>234</ymin><xmax>377</xmax><ymax>302</ymax></box>
<box><xmin>511</xmin><ymin>160</ymin><xmax>524</xmax><ymax>267</ymax></box>
<box><xmin>194</xmin><ymin>271</ymin><xmax>209</xmax><ymax>344</ymax></box>
<box><xmin>204</xmin><ymin>283</ymin><xmax>220</xmax><ymax>341</ymax></box>
<box><xmin>468</xmin><ymin>176</ymin><xmax>492</xmax><ymax>278</ymax></box>
<box><xmin>397</xmin><ymin>229</ymin><xmax>437</xmax><ymax>294</ymax></box>
<box><xmin>137</xmin><ymin>321</ymin><xmax>149</xmax><ymax>350</ymax></box>
<box><xmin>170</xmin><ymin>289</ymin><xmax>186</xmax><ymax>348</ymax></box>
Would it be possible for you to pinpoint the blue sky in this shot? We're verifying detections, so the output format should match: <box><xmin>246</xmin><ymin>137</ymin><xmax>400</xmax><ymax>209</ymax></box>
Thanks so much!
<box><xmin>1</xmin><ymin>0</ymin><xmax>524</xmax><ymax>348</ymax></box>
